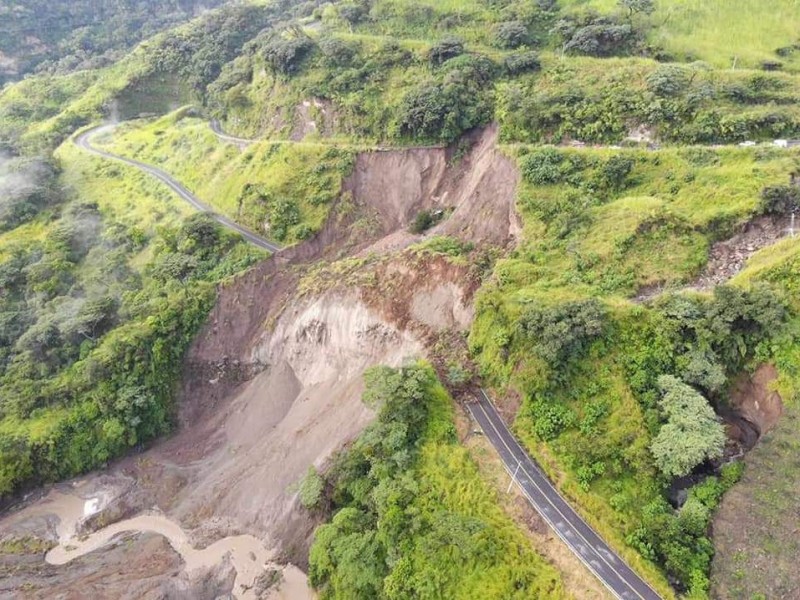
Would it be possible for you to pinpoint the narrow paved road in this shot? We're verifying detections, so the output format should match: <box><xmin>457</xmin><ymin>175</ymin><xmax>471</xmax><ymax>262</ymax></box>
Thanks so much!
<box><xmin>74</xmin><ymin>125</ymin><xmax>282</xmax><ymax>253</ymax></box>
<box><xmin>468</xmin><ymin>390</ymin><xmax>663</xmax><ymax>600</ymax></box>
<box><xmin>209</xmin><ymin>119</ymin><xmax>256</xmax><ymax>147</ymax></box>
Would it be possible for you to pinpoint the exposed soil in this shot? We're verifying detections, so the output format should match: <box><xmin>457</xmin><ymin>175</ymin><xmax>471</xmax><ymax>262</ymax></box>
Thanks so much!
<box><xmin>636</xmin><ymin>213</ymin><xmax>796</xmax><ymax>301</ymax></box>
<box><xmin>353</xmin><ymin>124</ymin><xmax>521</xmax><ymax>254</ymax></box>
<box><xmin>727</xmin><ymin>365</ymin><xmax>784</xmax><ymax>435</ymax></box>
<box><xmin>290</xmin><ymin>98</ymin><xmax>339</xmax><ymax>141</ymax></box>
<box><xmin>693</xmin><ymin>215</ymin><xmax>796</xmax><ymax>290</ymax></box>
<box><xmin>0</xmin><ymin>125</ymin><xmax>520</xmax><ymax>598</ymax></box>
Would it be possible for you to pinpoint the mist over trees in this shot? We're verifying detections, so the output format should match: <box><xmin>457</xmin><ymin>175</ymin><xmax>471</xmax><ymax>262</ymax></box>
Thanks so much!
<box><xmin>0</xmin><ymin>0</ymin><xmax>227</xmax><ymax>83</ymax></box>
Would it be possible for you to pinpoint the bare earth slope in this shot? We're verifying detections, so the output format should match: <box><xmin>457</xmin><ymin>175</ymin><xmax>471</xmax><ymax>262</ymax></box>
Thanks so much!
<box><xmin>0</xmin><ymin>127</ymin><xmax>518</xmax><ymax>598</ymax></box>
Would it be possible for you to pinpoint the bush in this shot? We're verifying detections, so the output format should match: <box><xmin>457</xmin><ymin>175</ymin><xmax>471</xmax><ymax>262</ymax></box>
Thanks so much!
<box><xmin>520</xmin><ymin>148</ymin><xmax>564</xmax><ymax>184</ymax></box>
<box><xmin>441</xmin><ymin>54</ymin><xmax>499</xmax><ymax>84</ymax></box>
<box><xmin>263</xmin><ymin>33</ymin><xmax>316</xmax><ymax>75</ymax></box>
<box><xmin>319</xmin><ymin>37</ymin><xmax>357</xmax><ymax>67</ymax></box>
<box><xmin>516</xmin><ymin>299</ymin><xmax>605</xmax><ymax>368</ymax></box>
<box><xmin>760</xmin><ymin>184</ymin><xmax>800</xmax><ymax>214</ymax></box>
<box><xmin>493</xmin><ymin>21</ymin><xmax>531</xmax><ymax>49</ymax></box>
<box><xmin>594</xmin><ymin>155</ymin><xmax>635</xmax><ymax>191</ymax></box>
<box><xmin>427</xmin><ymin>37</ymin><xmax>464</xmax><ymax>67</ymax></box>
<box><xmin>298</xmin><ymin>466</ymin><xmax>324</xmax><ymax>509</ymax></box>
<box><xmin>409</xmin><ymin>210</ymin><xmax>436</xmax><ymax>234</ymax></box>
<box><xmin>529</xmin><ymin>399</ymin><xmax>575</xmax><ymax>440</ymax></box>
<box><xmin>646</xmin><ymin>65</ymin><xmax>691</xmax><ymax>97</ymax></box>
<box><xmin>504</xmin><ymin>51</ymin><xmax>541</xmax><ymax>75</ymax></box>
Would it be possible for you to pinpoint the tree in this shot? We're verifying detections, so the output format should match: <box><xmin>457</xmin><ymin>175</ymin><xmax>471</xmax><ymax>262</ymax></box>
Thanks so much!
<box><xmin>516</xmin><ymin>299</ymin><xmax>605</xmax><ymax>367</ymax></box>
<box><xmin>618</xmin><ymin>0</ymin><xmax>656</xmax><ymax>19</ymax></box>
<box><xmin>649</xmin><ymin>376</ymin><xmax>725</xmax><ymax>478</ymax></box>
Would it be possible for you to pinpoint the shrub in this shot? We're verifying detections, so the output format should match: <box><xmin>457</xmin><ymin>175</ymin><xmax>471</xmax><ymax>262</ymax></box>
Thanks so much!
<box><xmin>760</xmin><ymin>184</ymin><xmax>800</xmax><ymax>214</ymax></box>
<box><xmin>409</xmin><ymin>210</ymin><xmax>436</xmax><ymax>234</ymax></box>
<box><xmin>520</xmin><ymin>148</ymin><xmax>564</xmax><ymax>184</ymax></box>
<box><xmin>319</xmin><ymin>37</ymin><xmax>357</xmax><ymax>67</ymax></box>
<box><xmin>504</xmin><ymin>51</ymin><xmax>541</xmax><ymax>75</ymax></box>
<box><xmin>516</xmin><ymin>299</ymin><xmax>605</xmax><ymax>368</ymax></box>
<box><xmin>441</xmin><ymin>54</ymin><xmax>499</xmax><ymax>84</ymax></box>
<box><xmin>646</xmin><ymin>65</ymin><xmax>691</xmax><ymax>97</ymax></box>
<box><xmin>338</xmin><ymin>4</ymin><xmax>367</xmax><ymax>25</ymax></box>
<box><xmin>493</xmin><ymin>21</ymin><xmax>531</xmax><ymax>49</ymax></box>
<box><xmin>427</xmin><ymin>37</ymin><xmax>464</xmax><ymax>67</ymax></box>
<box><xmin>594</xmin><ymin>155</ymin><xmax>635</xmax><ymax>191</ymax></box>
<box><xmin>263</xmin><ymin>33</ymin><xmax>316</xmax><ymax>75</ymax></box>
<box><xmin>529</xmin><ymin>399</ymin><xmax>576</xmax><ymax>440</ymax></box>
<box><xmin>298</xmin><ymin>466</ymin><xmax>324</xmax><ymax>509</ymax></box>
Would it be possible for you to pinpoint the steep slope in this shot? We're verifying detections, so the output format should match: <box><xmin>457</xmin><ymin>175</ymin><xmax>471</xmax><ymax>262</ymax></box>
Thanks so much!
<box><xmin>0</xmin><ymin>127</ymin><xmax>546</xmax><ymax>598</ymax></box>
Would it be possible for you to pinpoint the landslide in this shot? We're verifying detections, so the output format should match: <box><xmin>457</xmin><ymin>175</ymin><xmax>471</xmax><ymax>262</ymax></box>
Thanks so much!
<box><xmin>0</xmin><ymin>125</ymin><xmax>519</xmax><ymax>598</ymax></box>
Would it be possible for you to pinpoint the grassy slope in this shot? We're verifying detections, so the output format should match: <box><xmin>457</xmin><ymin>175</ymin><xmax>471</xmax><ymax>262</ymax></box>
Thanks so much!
<box><xmin>95</xmin><ymin>111</ymin><xmax>354</xmax><ymax>244</ymax></box>
<box><xmin>496</xmin><ymin>146</ymin><xmax>798</xmax><ymax>299</ymax></box>
<box><xmin>565</xmin><ymin>0</ymin><xmax>800</xmax><ymax>71</ymax></box>
<box><xmin>469</xmin><ymin>143</ymin><xmax>800</xmax><ymax>597</ymax></box>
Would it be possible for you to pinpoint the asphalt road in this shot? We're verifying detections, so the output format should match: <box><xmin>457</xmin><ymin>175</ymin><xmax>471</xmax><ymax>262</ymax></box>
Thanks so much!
<box><xmin>468</xmin><ymin>390</ymin><xmax>663</xmax><ymax>600</ymax></box>
<box><xmin>209</xmin><ymin>119</ymin><xmax>256</xmax><ymax>146</ymax></box>
<box><xmin>74</xmin><ymin>125</ymin><xmax>282</xmax><ymax>253</ymax></box>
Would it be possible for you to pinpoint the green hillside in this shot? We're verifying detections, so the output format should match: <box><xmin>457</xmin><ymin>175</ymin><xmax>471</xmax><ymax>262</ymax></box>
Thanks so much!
<box><xmin>1</xmin><ymin>1</ymin><xmax>800</xmax><ymax>599</ymax></box>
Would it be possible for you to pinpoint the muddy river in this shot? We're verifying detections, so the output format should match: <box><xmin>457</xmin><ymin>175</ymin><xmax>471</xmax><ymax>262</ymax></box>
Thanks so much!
<box><xmin>7</xmin><ymin>490</ymin><xmax>313</xmax><ymax>600</ymax></box>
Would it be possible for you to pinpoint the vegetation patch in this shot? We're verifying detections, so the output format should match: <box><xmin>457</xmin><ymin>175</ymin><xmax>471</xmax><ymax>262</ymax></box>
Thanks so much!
<box><xmin>309</xmin><ymin>363</ymin><xmax>567</xmax><ymax>599</ymax></box>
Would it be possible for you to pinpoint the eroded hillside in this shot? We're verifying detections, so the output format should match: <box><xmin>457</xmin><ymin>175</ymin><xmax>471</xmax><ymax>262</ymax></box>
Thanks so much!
<box><xmin>2</xmin><ymin>1</ymin><xmax>800</xmax><ymax>599</ymax></box>
<box><xmin>0</xmin><ymin>125</ymin><xmax>547</xmax><ymax>599</ymax></box>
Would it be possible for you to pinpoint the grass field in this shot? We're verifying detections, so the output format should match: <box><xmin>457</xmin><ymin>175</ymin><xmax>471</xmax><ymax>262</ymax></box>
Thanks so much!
<box><xmin>564</xmin><ymin>0</ymin><xmax>800</xmax><ymax>71</ymax></box>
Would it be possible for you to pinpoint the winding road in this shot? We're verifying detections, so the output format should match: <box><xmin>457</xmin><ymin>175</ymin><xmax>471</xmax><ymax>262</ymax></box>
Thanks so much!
<box><xmin>74</xmin><ymin>125</ymin><xmax>282</xmax><ymax>253</ymax></box>
<box><xmin>209</xmin><ymin>119</ymin><xmax>257</xmax><ymax>146</ymax></box>
<box><xmin>469</xmin><ymin>390</ymin><xmax>663</xmax><ymax>600</ymax></box>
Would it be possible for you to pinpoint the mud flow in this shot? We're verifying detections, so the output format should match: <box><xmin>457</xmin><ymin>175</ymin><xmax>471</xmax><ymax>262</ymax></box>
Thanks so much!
<box><xmin>0</xmin><ymin>125</ymin><xmax>519</xmax><ymax>598</ymax></box>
